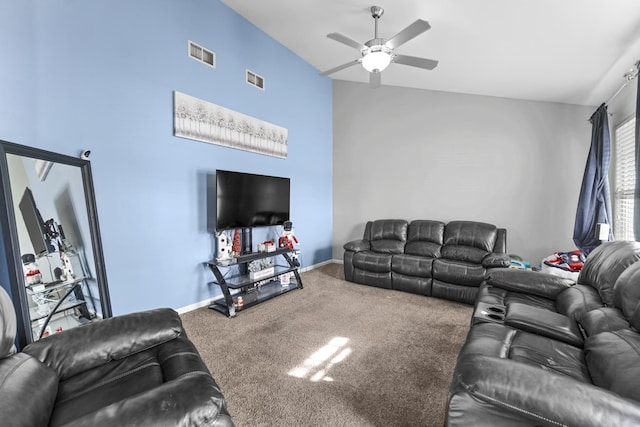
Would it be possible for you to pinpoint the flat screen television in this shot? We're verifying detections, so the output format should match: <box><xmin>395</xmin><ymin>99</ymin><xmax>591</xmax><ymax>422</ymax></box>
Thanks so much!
<box><xmin>18</xmin><ymin>187</ymin><xmax>54</xmax><ymax>256</ymax></box>
<box><xmin>215</xmin><ymin>170</ymin><xmax>290</xmax><ymax>231</ymax></box>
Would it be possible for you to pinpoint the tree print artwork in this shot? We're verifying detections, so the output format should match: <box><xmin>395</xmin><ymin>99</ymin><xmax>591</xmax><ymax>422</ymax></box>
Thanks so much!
<box><xmin>173</xmin><ymin>91</ymin><xmax>288</xmax><ymax>159</ymax></box>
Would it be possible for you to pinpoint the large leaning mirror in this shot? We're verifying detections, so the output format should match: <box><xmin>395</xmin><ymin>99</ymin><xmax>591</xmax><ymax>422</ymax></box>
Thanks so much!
<box><xmin>0</xmin><ymin>140</ymin><xmax>111</xmax><ymax>349</ymax></box>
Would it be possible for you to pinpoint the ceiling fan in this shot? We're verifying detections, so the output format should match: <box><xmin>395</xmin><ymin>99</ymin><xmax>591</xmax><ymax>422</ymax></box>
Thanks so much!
<box><xmin>321</xmin><ymin>6</ymin><xmax>438</xmax><ymax>88</ymax></box>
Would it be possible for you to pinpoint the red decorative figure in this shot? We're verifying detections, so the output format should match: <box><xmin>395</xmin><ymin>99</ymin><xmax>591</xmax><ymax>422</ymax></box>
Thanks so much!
<box><xmin>232</xmin><ymin>229</ymin><xmax>242</xmax><ymax>255</ymax></box>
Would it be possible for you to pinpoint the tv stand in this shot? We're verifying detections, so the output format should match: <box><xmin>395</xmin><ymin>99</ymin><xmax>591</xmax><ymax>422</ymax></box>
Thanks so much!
<box><xmin>207</xmin><ymin>247</ymin><xmax>303</xmax><ymax>317</ymax></box>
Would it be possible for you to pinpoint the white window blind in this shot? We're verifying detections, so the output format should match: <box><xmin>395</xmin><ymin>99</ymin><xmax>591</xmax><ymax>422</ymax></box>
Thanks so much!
<box><xmin>614</xmin><ymin>116</ymin><xmax>636</xmax><ymax>240</ymax></box>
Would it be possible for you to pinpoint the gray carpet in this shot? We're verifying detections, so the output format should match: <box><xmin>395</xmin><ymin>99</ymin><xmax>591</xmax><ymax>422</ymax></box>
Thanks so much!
<box><xmin>180</xmin><ymin>263</ymin><xmax>472</xmax><ymax>427</ymax></box>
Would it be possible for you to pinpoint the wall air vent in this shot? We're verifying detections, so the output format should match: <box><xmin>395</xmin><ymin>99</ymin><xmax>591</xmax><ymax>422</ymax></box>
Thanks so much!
<box><xmin>188</xmin><ymin>40</ymin><xmax>215</xmax><ymax>68</ymax></box>
<box><xmin>246</xmin><ymin>70</ymin><xmax>265</xmax><ymax>90</ymax></box>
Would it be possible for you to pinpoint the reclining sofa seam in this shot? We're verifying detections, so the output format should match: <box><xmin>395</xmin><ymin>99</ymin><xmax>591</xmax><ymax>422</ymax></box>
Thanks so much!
<box><xmin>56</xmin><ymin>360</ymin><xmax>161</xmax><ymax>405</ymax></box>
<box><xmin>458</xmin><ymin>377</ymin><xmax>566</xmax><ymax>427</ymax></box>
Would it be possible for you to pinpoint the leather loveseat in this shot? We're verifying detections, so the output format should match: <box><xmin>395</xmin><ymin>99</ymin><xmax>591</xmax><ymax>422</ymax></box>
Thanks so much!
<box><xmin>343</xmin><ymin>219</ymin><xmax>510</xmax><ymax>304</ymax></box>
<box><xmin>0</xmin><ymin>286</ymin><xmax>234</xmax><ymax>427</ymax></box>
<box><xmin>447</xmin><ymin>240</ymin><xmax>640</xmax><ymax>426</ymax></box>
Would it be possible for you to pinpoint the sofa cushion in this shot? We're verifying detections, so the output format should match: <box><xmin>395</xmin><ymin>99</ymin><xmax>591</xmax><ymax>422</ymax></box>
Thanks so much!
<box><xmin>55</xmin><ymin>373</ymin><xmax>233</xmax><ymax>427</ymax></box>
<box><xmin>432</xmin><ymin>280</ymin><xmax>478</xmax><ymax>304</ymax></box>
<box><xmin>24</xmin><ymin>308</ymin><xmax>183</xmax><ymax>381</ymax></box>
<box><xmin>367</xmin><ymin>220</ymin><xmax>407</xmax><ymax>254</ymax></box>
<box><xmin>352</xmin><ymin>251</ymin><xmax>392</xmax><ymax>273</ymax></box>
<box><xmin>458</xmin><ymin>322</ymin><xmax>591</xmax><ymax>383</ymax></box>
<box><xmin>405</xmin><ymin>241</ymin><xmax>442</xmax><ymax>258</ymax></box>
<box><xmin>443</xmin><ymin>221</ymin><xmax>497</xmax><ymax>253</ymax></box>
<box><xmin>555</xmin><ymin>285</ymin><xmax>604</xmax><ymax>322</ymax></box>
<box><xmin>433</xmin><ymin>259</ymin><xmax>486</xmax><ymax>286</ymax></box>
<box><xmin>504</xmin><ymin>302</ymin><xmax>584</xmax><ymax>347</ymax></box>
<box><xmin>585</xmin><ymin>329</ymin><xmax>640</xmax><ymax>402</ymax></box>
<box><xmin>49</xmin><ymin>335</ymin><xmax>217</xmax><ymax>427</ymax></box>
<box><xmin>476</xmin><ymin>283</ymin><xmax>557</xmax><ymax>312</ymax></box>
<box><xmin>448</xmin><ymin>354</ymin><xmax>640</xmax><ymax>427</ymax></box>
<box><xmin>581</xmin><ymin>308</ymin><xmax>630</xmax><ymax>337</ymax></box>
<box><xmin>486</xmin><ymin>269</ymin><xmax>574</xmax><ymax>300</ymax></box>
<box><xmin>0</xmin><ymin>286</ymin><xmax>16</xmax><ymax>358</ymax></box>
<box><xmin>391</xmin><ymin>254</ymin><xmax>433</xmax><ymax>277</ymax></box>
<box><xmin>441</xmin><ymin>245</ymin><xmax>488</xmax><ymax>264</ymax></box>
<box><xmin>613</xmin><ymin>260</ymin><xmax>640</xmax><ymax>330</ymax></box>
<box><xmin>353</xmin><ymin>270</ymin><xmax>392</xmax><ymax>289</ymax></box>
<box><xmin>392</xmin><ymin>274</ymin><xmax>432</xmax><ymax>296</ymax></box>
<box><xmin>0</xmin><ymin>353</ymin><xmax>58</xmax><ymax>427</ymax></box>
<box><xmin>405</xmin><ymin>220</ymin><xmax>444</xmax><ymax>257</ymax></box>
<box><xmin>577</xmin><ymin>240</ymin><xmax>640</xmax><ymax>306</ymax></box>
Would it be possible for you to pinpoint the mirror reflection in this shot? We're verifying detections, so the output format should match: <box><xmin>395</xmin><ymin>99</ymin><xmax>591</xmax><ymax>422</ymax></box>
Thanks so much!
<box><xmin>6</xmin><ymin>153</ymin><xmax>103</xmax><ymax>340</ymax></box>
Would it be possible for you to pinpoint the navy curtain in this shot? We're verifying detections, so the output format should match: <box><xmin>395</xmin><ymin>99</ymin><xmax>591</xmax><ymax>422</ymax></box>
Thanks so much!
<box><xmin>573</xmin><ymin>103</ymin><xmax>613</xmax><ymax>255</ymax></box>
<box><xmin>633</xmin><ymin>72</ymin><xmax>640</xmax><ymax>240</ymax></box>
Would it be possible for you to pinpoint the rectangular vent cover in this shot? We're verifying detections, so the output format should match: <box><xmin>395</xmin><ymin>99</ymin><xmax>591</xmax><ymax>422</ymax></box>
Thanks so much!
<box><xmin>188</xmin><ymin>40</ymin><xmax>215</xmax><ymax>68</ymax></box>
<box><xmin>246</xmin><ymin>70</ymin><xmax>265</xmax><ymax>90</ymax></box>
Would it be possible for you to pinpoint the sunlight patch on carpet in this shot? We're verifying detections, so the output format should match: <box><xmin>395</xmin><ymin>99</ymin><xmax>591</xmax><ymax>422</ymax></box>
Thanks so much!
<box><xmin>288</xmin><ymin>336</ymin><xmax>351</xmax><ymax>382</ymax></box>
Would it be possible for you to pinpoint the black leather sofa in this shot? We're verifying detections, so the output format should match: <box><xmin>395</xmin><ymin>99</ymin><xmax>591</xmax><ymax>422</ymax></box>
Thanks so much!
<box><xmin>447</xmin><ymin>240</ymin><xmax>640</xmax><ymax>426</ymax></box>
<box><xmin>0</xmin><ymin>287</ymin><xmax>234</xmax><ymax>427</ymax></box>
<box><xmin>343</xmin><ymin>219</ymin><xmax>510</xmax><ymax>304</ymax></box>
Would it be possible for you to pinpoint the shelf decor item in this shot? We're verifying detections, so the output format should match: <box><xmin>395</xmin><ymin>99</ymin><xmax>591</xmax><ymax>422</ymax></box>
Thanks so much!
<box><xmin>248</xmin><ymin>259</ymin><xmax>274</xmax><ymax>281</ymax></box>
<box><xmin>249</xmin><ymin>268</ymin><xmax>275</xmax><ymax>281</ymax></box>
<box><xmin>232</xmin><ymin>229</ymin><xmax>242</xmax><ymax>255</ymax></box>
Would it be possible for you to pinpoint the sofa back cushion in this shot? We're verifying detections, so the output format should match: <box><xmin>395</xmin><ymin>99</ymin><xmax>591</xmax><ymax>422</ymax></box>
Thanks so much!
<box><xmin>577</xmin><ymin>241</ymin><xmax>640</xmax><ymax>306</ymax></box>
<box><xmin>405</xmin><ymin>220</ymin><xmax>444</xmax><ymax>257</ymax></box>
<box><xmin>0</xmin><ymin>287</ymin><xmax>16</xmax><ymax>358</ymax></box>
<box><xmin>366</xmin><ymin>220</ymin><xmax>408</xmax><ymax>254</ymax></box>
<box><xmin>0</xmin><ymin>353</ymin><xmax>59</xmax><ymax>427</ymax></box>
<box><xmin>585</xmin><ymin>329</ymin><xmax>640</xmax><ymax>402</ymax></box>
<box><xmin>441</xmin><ymin>221</ymin><xmax>497</xmax><ymax>263</ymax></box>
<box><xmin>613</xmin><ymin>260</ymin><xmax>640</xmax><ymax>330</ymax></box>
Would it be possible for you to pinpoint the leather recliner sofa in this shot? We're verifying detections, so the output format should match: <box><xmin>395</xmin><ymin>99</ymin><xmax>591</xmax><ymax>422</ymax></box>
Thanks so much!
<box><xmin>343</xmin><ymin>219</ymin><xmax>510</xmax><ymax>304</ymax></box>
<box><xmin>474</xmin><ymin>240</ymin><xmax>640</xmax><ymax>347</ymax></box>
<box><xmin>0</xmin><ymin>286</ymin><xmax>234</xmax><ymax>427</ymax></box>
<box><xmin>447</xmin><ymin>240</ymin><xmax>640</xmax><ymax>426</ymax></box>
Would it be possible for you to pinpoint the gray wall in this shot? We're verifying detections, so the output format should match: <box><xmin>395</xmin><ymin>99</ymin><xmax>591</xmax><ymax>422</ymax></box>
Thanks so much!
<box><xmin>332</xmin><ymin>80</ymin><xmax>595</xmax><ymax>266</ymax></box>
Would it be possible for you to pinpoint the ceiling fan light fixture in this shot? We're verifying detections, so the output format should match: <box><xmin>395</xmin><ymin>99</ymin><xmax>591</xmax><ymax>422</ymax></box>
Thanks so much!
<box><xmin>361</xmin><ymin>47</ymin><xmax>392</xmax><ymax>72</ymax></box>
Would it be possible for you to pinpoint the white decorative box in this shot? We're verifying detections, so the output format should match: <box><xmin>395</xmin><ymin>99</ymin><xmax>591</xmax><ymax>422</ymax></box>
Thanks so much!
<box><xmin>249</xmin><ymin>267</ymin><xmax>274</xmax><ymax>281</ymax></box>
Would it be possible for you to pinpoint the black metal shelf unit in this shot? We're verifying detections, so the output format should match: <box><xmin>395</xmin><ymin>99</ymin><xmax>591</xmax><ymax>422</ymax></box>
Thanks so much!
<box><xmin>207</xmin><ymin>248</ymin><xmax>303</xmax><ymax>317</ymax></box>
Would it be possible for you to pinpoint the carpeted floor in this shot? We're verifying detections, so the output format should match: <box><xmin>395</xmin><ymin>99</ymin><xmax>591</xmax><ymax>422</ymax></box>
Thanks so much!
<box><xmin>180</xmin><ymin>263</ymin><xmax>472</xmax><ymax>427</ymax></box>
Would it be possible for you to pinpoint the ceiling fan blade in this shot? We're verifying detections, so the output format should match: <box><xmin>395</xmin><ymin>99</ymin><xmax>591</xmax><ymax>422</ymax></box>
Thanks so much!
<box><xmin>327</xmin><ymin>32</ymin><xmax>366</xmax><ymax>50</ymax></box>
<box><xmin>320</xmin><ymin>59</ymin><xmax>361</xmax><ymax>76</ymax></box>
<box><xmin>369</xmin><ymin>71</ymin><xmax>381</xmax><ymax>89</ymax></box>
<box><xmin>393</xmin><ymin>54</ymin><xmax>438</xmax><ymax>70</ymax></box>
<box><xmin>386</xmin><ymin>20</ymin><xmax>431</xmax><ymax>49</ymax></box>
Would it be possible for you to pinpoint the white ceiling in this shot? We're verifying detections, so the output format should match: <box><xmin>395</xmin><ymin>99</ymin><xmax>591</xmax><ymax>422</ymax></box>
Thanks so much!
<box><xmin>221</xmin><ymin>0</ymin><xmax>640</xmax><ymax>106</ymax></box>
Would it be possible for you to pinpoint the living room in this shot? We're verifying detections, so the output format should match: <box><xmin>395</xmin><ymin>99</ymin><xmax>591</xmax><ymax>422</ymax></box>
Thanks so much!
<box><xmin>1</xmin><ymin>0</ymin><xmax>640</xmax><ymax>426</ymax></box>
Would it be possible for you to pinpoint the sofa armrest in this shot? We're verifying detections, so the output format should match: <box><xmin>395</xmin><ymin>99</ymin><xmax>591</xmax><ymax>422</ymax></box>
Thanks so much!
<box><xmin>481</xmin><ymin>253</ymin><xmax>511</xmax><ymax>268</ymax></box>
<box><xmin>485</xmin><ymin>269</ymin><xmax>575</xmax><ymax>299</ymax></box>
<box><xmin>65</xmin><ymin>372</ymin><xmax>235</xmax><ymax>426</ymax></box>
<box><xmin>23</xmin><ymin>308</ymin><xmax>182</xmax><ymax>380</ymax></box>
<box><xmin>344</xmin><ymin>239</ymin><xmax>370</xmax><ymax>253</ymax></box>
<box><xmin>451</xmin><ymin>355</ymin><xmax>640</xmax><ymax>427</ymax></box>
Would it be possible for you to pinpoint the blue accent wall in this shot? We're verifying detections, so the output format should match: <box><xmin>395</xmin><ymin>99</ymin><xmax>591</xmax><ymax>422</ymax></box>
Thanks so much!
<box><xmin>0</xmin><ymin>0</ymin><xmax>333</xmax><ymax>314</ymax></box>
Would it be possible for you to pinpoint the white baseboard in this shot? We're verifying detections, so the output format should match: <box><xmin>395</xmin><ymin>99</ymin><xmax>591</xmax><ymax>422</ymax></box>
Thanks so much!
<box><xmin>176</xmin><ymin>259</ymin><xmax>341</xmax><ymax>314</ymax></box>
<box><xmin>176</xmin><ymin>299</ymin><xmax>212</xmax><ymax>314</ymax></box>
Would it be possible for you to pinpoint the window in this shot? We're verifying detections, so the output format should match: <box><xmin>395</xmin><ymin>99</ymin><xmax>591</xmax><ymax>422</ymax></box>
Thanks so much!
<box><xmin>614</xmin><ymin>116</ymin><xmax>636</xmax><ymax>240</ymax></box>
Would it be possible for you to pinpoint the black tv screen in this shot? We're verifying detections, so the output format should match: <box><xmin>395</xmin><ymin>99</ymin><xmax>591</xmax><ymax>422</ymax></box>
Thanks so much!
<box><xmin>215</xmin><ymin>170</ymin><xmax>290</xmax><ymax>231</ymax></box>
<box><xmin>18</xmin><ymin>187</ymin><xmax>54</xmax><ymax>256</ymax></box>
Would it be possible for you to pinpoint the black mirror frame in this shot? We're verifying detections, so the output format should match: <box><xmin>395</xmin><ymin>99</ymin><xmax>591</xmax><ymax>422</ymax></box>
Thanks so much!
<box><xmin>0</xmin><ymin>140</ymin><xmax>111</xmax><ymax>349</ymax></box>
